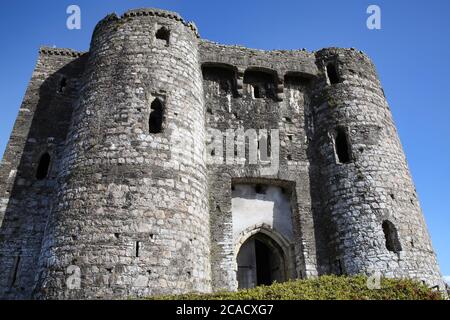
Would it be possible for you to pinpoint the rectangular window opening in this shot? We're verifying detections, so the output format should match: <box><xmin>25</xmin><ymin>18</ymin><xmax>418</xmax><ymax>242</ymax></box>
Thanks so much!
<box><xmin>135</xmin><ymin>241</ymin><xmax>141</xmax><ymax>258</ymax></box>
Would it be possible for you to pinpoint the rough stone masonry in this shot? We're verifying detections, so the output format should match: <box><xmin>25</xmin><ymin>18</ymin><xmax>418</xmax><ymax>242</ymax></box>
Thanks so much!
<box><xmin>0</xmin><ymin>8</ymin><xmax>445</xmax><ymax>299</ymax></box>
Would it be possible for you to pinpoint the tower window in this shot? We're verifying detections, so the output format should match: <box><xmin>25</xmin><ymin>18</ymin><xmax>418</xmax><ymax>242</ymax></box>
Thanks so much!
<box><xmin>10</xmin><ymin>255</ymin><xmax>21</xmax><ymax>287</ymax></box>
<box><xmin>326</xmin><ymin>63</ymin><xmax>340</xmax><ymax>85</ymax></box>
<box><xmin>58</xmin><ymin>77</ymin><xmax>67</xmax><ymax>93</ymax></box>
<box><xmin>253</xmin><ymin>86</ymin><xmax>261</xmax><ymax>98</ymax></box>
<box><xmin>36</xmin><ymin>152</ymin><xmax>51</xmax><ymax>180</ymax></box>
<box><xmin>155</xmin><ymin>27</ymin><xmax>170</xmax><ymax>46</ymax></box>
<box><xmin>334</xmin><ymin>128</ymin><xmax>352</xmax><ymax>164</ymax></box>
<box><xmin>382</xmin><ymin>220</ymin><xmax>402</xmax><ymax>253</ymax></box>
<box><xmin>149</xmin><ymin>98</ymin><xmax>164</xmax><ymax>134</ymax></box>
<box><xmin>135</xmin><ymin>241</ymin><xmax>141</xmax><ymax>257</ymax></box>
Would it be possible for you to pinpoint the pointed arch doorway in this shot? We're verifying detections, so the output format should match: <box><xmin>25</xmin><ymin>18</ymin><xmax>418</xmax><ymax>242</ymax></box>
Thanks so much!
<box><xmin>236</xmin><ymin>232</ymin><xmax>287</xmax><ymax>289</ymax></box>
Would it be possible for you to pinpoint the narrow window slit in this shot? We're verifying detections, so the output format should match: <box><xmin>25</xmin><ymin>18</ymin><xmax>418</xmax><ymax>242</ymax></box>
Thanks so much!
<box><xmin>337</xmin><ymin>259</ymin><xmax>343</xmax><ymax>275</ymax></box>
<box><xmin>334</xmin><ymin>128</ymin><xmax>352</xmax><ymax>164</ymax></box>
<box><xmin>253</xmin><ymin>85</ymin><xmax>261</xmax><ymax>98</ymax></box>
<box><xmin>149</xmin><ymin>98</ymin><xmax>164</xmax><ymax>134</ymax></box>
<box><xmin>36</xmin><ymin>152</ymin><xmax>51</xmax><ymax>180</ymax></box>
<box><xmin>135</xmin><ymin>241</ymin><xmax>141</xmax><ymax>257</ymax></box>
<box><xmin>11</xmin><ymin>256</ymin><xmax>21</xmax><ymax>287</ymax></box>
<box><xmin>58</xmin><ymin>77</ymin><xmax>67</xmax><ymax>93</ymax></box>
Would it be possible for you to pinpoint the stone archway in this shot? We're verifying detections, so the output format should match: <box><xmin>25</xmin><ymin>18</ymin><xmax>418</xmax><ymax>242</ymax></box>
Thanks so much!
<box><xmin>236</xmin><ymin>232</ymin><xmax>285</xmax><ymax>288</ymax></box>
<box><xmin>234</xmin><ymin>224</ymin><xmax>295</xmax><ymax>289</ymax></box>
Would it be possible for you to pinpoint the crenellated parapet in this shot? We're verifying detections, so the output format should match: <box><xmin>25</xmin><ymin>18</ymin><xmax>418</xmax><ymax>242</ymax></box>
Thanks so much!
<box><xmin>123</xmin><ymin>8</ymin><xmax>200</xmax><ymax>37</ymax></box>
<box><xmin>39</xmin><ymin>46</ymin><xmax>86</xmax><ymax>58</ymax></box>
<box><xmin>93</xmin><ymin>8</ymin><xmax>199</xmax><ymax>39</ymax></box>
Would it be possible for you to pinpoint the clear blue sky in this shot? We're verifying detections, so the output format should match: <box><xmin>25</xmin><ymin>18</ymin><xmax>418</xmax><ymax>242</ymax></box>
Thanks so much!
<box><xmin>0</xmin><ymin>1</ymin><xmax>449</xmax><ymax>278</ymax></box>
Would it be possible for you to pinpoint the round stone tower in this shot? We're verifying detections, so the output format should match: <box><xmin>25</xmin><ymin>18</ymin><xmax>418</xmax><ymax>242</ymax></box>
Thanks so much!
<box><xmin>311</xmin><ymin>48</ymin><xmax>444</xmax><ymax>289</ymax></box>
<box><xmin>34</xmin><ymin>8</ymin><xmax>210</xmax><ymax>299</ymax></box>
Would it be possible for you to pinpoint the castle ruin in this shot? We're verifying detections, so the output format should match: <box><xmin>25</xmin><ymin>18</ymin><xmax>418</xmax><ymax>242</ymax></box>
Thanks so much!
<box><xmin>0</xmin><ymin>8</ymin><xmax>444</xmax><ymax>299</ymax></box>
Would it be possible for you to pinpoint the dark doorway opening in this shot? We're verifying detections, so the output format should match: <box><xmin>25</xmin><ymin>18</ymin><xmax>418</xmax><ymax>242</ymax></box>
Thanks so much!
<box><xmin>237</xmin><ymin>233</ymin><xmax>286</xmax><ymax>289</ymax></box>
<box><xmin>255</xmin><ymin>239</ymin><xmax>271</xmax><ymax>286</ymax></box>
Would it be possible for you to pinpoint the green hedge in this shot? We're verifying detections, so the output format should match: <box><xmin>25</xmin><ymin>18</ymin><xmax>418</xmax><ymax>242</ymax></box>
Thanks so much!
<box><xmin>148</xmin><ymin>275</ymin><xmax>443</xmax><ymax>300</ymax></box>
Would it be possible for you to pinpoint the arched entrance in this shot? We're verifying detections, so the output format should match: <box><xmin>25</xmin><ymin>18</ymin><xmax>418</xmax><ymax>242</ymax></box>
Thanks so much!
<box><xmin>236</xmin><ymin>232</ymin><xmax>287</xmax><ymax>289</ymax></box>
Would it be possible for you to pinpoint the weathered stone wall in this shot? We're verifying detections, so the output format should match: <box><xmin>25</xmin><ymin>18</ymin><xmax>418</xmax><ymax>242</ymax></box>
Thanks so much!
<box><xmin>32</xmin><ymin>9</ymin><xmax>210</xmax><ymax>299</ymax></box>
<box><xmin>200</xmin><ymin>42</ymin><xmax>323</xmax><ymax>291</ymax></box>
<box><xmin>0</xmin><ymin>7</ymin><xmax>444</xmax><ymax>299</ymax></box>
<box><xmin>311</xmin><ymin>48</ymin><xmax>444</xmax><ymax>289</ymax></box>
<box><xmin>0</xmin><ymin>48</ymin><xmax>87</xmax><ymax>299</ymax></box>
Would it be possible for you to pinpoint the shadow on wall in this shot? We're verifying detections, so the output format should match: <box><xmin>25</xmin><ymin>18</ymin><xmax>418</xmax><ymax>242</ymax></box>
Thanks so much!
<box><xmin>0</xmin><ymin>55</ymin><xmax>87</xmax><ymax>299</ymax></box>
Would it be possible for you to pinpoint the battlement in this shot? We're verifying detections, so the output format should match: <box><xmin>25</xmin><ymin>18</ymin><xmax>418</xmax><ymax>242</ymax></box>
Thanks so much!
<box><xmin>0</xmin><ymin>7</ymin><xmax>444</xmax><ymax>300</ymax></box>
<box><xmin>39</xmin><ymin>46</ymin><xmax>86</xmax><ymax>58</ymax></box>
<box><xmin>93</xmin><ymin>8</ymin><xmax>199</xmax><ymax>39</ymax></box>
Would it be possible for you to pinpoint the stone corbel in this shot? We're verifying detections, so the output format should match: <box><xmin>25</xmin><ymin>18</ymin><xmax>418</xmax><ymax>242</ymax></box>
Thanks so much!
<box><xmin>276</xmin><ymin>76</ymin><xmax>284</xmax><ymax>102</ymax></box>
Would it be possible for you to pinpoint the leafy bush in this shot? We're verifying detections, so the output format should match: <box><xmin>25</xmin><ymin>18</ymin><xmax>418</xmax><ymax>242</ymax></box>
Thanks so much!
<box><xmin>148</xmin><ymin>275</ymin><xmax>443</xmax><ymax>300</ymax></box>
